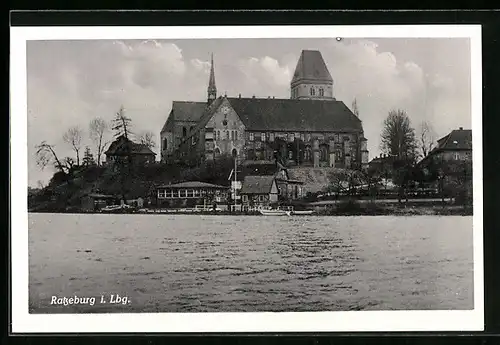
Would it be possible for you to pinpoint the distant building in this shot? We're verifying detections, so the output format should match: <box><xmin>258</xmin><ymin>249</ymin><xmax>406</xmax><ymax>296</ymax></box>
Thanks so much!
<box><xmin>160</xmin><ymin>50</ymin><xmax>369</xmax><ymax>170</ymax></box>
<box><xmin>368</xmin><ymin>154</ymin><xmax>395</xmax><ymax>177</ymax></box>
<box><xmin>240</xmin><ymin>175</ymin><xmax>280</xmax><ymax>207</ymax></box>
<box><xmin>104</xmin><ymin>135</ymin><xmax>156</xmax><ymax>166</ymax></box>
<box><xmin>421</xmin><ymin>127</ymin><xmax>472</xmax><ymax>164</ymax></box>
<box><xmin>235</xmin><ymin>161</ymin><xmax>305</xmax><ymax>204</ymax></box>
<box><xmin>81</xmin><ymin>193</ymin><xmax>119</xmax><ymax>212</ymax></box>
<box><xmin>156</xmin><ymin>181</ymin><xmax>229</xmax><ymax>208</ymax></box>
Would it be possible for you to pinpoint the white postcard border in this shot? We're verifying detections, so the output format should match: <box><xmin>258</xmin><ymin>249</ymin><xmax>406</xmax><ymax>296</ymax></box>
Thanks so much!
<box><xmin>10</xmin><ymin>24</ymin><xmax>484</xmax><ymax>333</ymax></box>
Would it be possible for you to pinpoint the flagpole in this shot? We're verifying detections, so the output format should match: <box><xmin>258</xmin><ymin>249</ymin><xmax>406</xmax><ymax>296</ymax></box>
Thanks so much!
<box><xmin>234</xmin><ymin>155</ymin><xmax>237</xmax><ymax>211</ymax></box>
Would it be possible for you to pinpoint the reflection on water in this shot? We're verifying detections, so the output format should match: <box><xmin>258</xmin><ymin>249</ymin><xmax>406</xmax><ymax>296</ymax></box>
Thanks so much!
<box><xmin>28</xmin><ymin>214</ymin><xmax>474</xmax><ymax>313</ymax></box>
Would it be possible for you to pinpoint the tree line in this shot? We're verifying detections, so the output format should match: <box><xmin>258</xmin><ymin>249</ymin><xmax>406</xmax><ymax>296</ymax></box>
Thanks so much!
<box><xmin>35</xmin><ymin>106</ymin><xmax>157</xmax><ymax>181</ymax></box>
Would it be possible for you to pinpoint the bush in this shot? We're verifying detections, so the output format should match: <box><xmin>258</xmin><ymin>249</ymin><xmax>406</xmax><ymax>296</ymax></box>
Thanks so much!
<box><xmin>336</xmin><ymin>199</ymin><xmax>362</xmax><ymax>213</ymax></box>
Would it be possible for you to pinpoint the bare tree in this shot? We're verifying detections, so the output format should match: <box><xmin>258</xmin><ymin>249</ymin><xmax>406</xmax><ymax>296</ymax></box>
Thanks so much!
<box><xmin>63</xmin><ymin>126</ymin><xmax>83</xmax><ymax>166</ymax></box>
<box><xmin>139</xmin><ymin>130</ymin><xmax>156</xmax><ymax>149</ymax></box>
<box><xmin>35</xmin><ymin>141</ymin><xmax>67</xmax><ymax>173</ymax></box>
<box><xmin>380</xmin><ymin>109</ymin><xmax>417</xmax><ymax>163</ymax></box>
<box><xmin>418</xmin><ymin>121</ymin><xmax>435</xmax><ymax>159</ymax></box>
<box><xmin>37</xmin><ymin>180</ymin><xmax>45</xmax><ymax>190</ymax></box>
<box><xmin>89</xmin><ymin>117</ymin><xmax>108</xmax><ymax>166</ymax></box>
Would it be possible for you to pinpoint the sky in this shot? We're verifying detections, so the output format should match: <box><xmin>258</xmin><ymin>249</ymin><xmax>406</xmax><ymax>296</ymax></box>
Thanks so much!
<box><xmin>26</xmin><ymin>37</ymin><xmax>471</xmax><ymax>187</ymax></box>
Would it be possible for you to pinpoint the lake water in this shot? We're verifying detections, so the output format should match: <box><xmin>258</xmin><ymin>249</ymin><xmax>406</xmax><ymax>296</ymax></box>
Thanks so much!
<box><xmin>28</xmin><ymin>214</ymin><xmax>474</xmax><ymax>313</ymax></box>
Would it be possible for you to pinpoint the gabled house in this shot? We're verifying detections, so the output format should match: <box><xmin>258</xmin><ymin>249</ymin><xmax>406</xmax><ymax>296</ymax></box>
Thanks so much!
<box><xmin>240</xmin><ymin>175</ymin><xmax>279</xmax><ymax>206</ymax></box>
<box><xmin>418</xmin><ymin>128</ymin><xmax>472</xmax><ymax>174</ymax></box>
<box><xmin>104</xmin><ymin>135</ymin><xmax>156</xmax><ymax>165</ymax></box>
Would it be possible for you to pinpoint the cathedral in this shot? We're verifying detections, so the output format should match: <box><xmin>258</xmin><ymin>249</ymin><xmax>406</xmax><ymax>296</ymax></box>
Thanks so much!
<box><xmin>160</xmin><ymin>50</ymin><xmax>369</xmax><ymax>170</ymax></box>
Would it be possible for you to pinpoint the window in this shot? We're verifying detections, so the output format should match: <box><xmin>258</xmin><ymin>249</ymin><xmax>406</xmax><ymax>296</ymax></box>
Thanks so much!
<box><xmin>194</xmin><ymin>190</ymin><xmax>201</xmax><ymax>197</ymax></box>
<box><xmin>259</xmin><ymin>195</ymin><xmax>265</xmax><ymax>202</ymax></box>
<box><xmin>187</xmin><ymin>190</ymin><xmax>194</xmax><ymax>198</ymax></box>
<box><xmin>305</xmin><ymin>147</ymin><xmax>312</xmax><ymax>161</ymax></box>
<box><xmin>231</xmin><ymin>130</ymin><xmax>235</xmax><ymax>140</ymax></box>
<box><xmin>310</xmin><ymin>88</ymin><xmax>316</xmax><ymax>96</ymax></box>
<box><xmin>260</xmin><ymin>132</ymin><xmax>265</xmax><ymax>142</ymax></box>
<box><xmin>454</xmin><ymin>152</ymin><xmax>460</xmax><ymax>160</ymax></box>
<box><xmin>242</xmin><ymin>195</ymin><xmax>248</xmax><ymax>202</ymax></box>
<box><xmin>180</xmin><ymin>189</ymin><xmax>187</xmax><ymax>198</ymax></box>
<box><xmin>269</xmin><ymin>132</ymin><xmax>274</xmax><ymax>142</ymax></box>
<box><xmin>300</xmin><ymin>133</ymin><xmax>305</xmax><ymax>141</ymax></box>
<box><xmin>306</xmin><ymin>133</ymin><xmax>311</xmax><ymax>142</ymax></box>
<box><xmin>226</xmin><ymin>130</ymin><xmax>230</xmax><ymax>140</ymax></box>
<box><xmin>320</xmin><ymin>146</ymin><xmax>328</xmax><ymax>161</ymax></box>
<box><xmin>249</xmin><ymin>132</ymin><xmax>254</xmax><ymax>141</ymax></box>
<box><xmin>183</xmin><ymin>127</ymin><xmax>187</xmax><ymax>137</ymax></box>
<box><xmin>158</xmin><ymin>190</ymin><xmax>166</xmax><ymax>199</ymax></box>
<box><xmin>170</xmin><ymin>190</ymin><xmax>175</xmax><ymax>198</ymax></box>
<box><xmin>288</xmin><ymin>151</ymin><xmax>293</xmax><ymax>159</ymax></box>
<box><xmin>247</xmin><ymin>149</ymin><xmax>255</xmax><ymax>160</ymax></box>
<box><xmin>289</xmin><ymin>133</ymin><xmax>295</xmax><ymax>142</ymax></box>
<box><xmin>163</xmin><ymin>138</ymin><xmax>168</xmax><ymax>150</ymax></box>
<box><xmin>214</xmin><ymin>147</ymin><xmax>221</xmax><ymax>157</ymax></box>
<box><xmin>235</xmin><ymin>131</ymin><xmax>238</xmax><ymax>140</ymax></box>
<box><xmin>216</xmin><ymin>130</ymin><xmax>220</xmax><ymax>140</ymax></box>
<box><xmin>319</xmin><ymin>88</ymin><xmax>324</xmax><ymax>97</ymax></box>
<box><xmin>190</xmin><ymin>126</ymin><xmax>194</xmax><ymax>133</ymax></box>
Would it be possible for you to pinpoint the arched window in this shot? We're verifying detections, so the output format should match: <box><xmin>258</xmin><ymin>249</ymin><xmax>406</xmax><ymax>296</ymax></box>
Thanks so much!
<box><xmin>319</xmin><ymin>88</ymin><xmax>324</xmax><ymax>97</ymax></box>
<box><xmin>320</xmin><ymin>145</ymin><xmax>328</xmax><ymax>161</ymax></box>
<box><xmin>163</xmin><ymin>138</ymin><xmax>168</xmax><ymax>150</ymax></box>
<box><xmin>182</xmin><ymin>127</ymin><xmax>187</xmax><ymax>137</ymax></box>
<box><xmin>232</xmin><ymin>148</ymin><xmax>238</xmax><ymax>158</ymax></box>
<box><xmin>214</xmin><ymin>147</ymin><xmax>221</xmax><ymax>157</ymax></box>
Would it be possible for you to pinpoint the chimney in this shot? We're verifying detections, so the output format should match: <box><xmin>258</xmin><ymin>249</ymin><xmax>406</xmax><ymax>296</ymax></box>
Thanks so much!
<box><xmin>459</xmin><ymin>127</ymin><xmax>463</xmax><ymax>130</ymax></box>
<box><xmin>273</xmin><ymin>96</ymin><xmax>275</xmax><ymax>99</ymax></box>
<box><xmin>268</xmin><ymin>96</ymin><xmax>271</xmax><ymax>99</ymax></box>
<box><xmin>252</xmin><ymin>95</ymin><xmax>256</xmax><ymax>98</ymax></box>
<box><xmin>238</xmin><ymin>93</ymin><xmax>241</xmax><ymax>98</ymax></box>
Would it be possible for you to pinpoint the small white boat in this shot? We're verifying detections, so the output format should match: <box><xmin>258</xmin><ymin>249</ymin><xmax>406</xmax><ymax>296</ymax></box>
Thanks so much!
<box><xmin>291</xmin><ymin>210</ymin><xmax>314</xmax><ymax>215</ymax></box>
<box><xmin>259</xmin><ymin>209</ymin><xmax>291</xmax><ymax>216</ymax></box>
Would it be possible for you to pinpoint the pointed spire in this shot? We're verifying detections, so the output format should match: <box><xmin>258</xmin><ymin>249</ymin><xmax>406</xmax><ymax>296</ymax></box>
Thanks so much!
<box><xmin>207</xmin><ymin>53</ymin><xmax>217</xmax><ymax>103</ymax></box>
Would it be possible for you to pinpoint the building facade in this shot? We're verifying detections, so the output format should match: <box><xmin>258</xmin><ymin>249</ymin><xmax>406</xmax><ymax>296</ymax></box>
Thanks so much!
<box><xmin>160</xmin><ymin>50</ymin><xmax>369</xmax><ymax>170</ymax></box>
<box><xmin>156</xmin><ymin>181</ymin><xmax>229</xmax><ymax>208</ymax></box>
<box><xmin>419</xmin><ymin>127</ymin><xmax>472</xmax><ymax>166</ymax></box>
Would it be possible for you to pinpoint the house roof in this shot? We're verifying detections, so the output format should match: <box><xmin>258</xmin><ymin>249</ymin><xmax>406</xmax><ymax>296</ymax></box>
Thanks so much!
<box><xmin>433</xmin><ymin>129</ymin><xmax>472</xmax><ymax>152</ymax></box>
<box><xmin>181</xmin><ymin>97</ymin><xmax>226</xmax><ymax>143</ymax></box>
<box><xmin>161</xmin><ymin>101</ymin><xmax>207</xmax><ymax>133</ymax></box>
<box><xmin>226</xmin><ymin>97</ymin><xmax>362</xmax><ymax>132</ymax></box>
<box><xmin>86</xmin><ymin>193</ymin><xmax>117</xmax><ymax>199</ymax></box>
<box><xmin>105</xmin><ymin>135</ymin><xmax>156</xmax><ymax>156</ymax></box>
<box><xmin>240</xmin><ymin>175</ymin><xmax>276</xmax><ymax>194</ymax></box>
<box><xmin>157</xmin><ymin>181</ymin><xmax>229</xmax><ymax>189</ymax></box>
<box><xmin>291</xmin><ymin>50</ymin><xmax>333</xmax><ymax>86</ymax></box>
<box><xmin>180</xmin><ymin>95</ymin><xmax>363</xmax><ymax>145</ymax></box>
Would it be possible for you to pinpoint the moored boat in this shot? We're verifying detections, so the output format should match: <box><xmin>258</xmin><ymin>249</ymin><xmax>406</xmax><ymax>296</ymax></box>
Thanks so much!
<box><xmin>259</xmin><ymin>209</ymin><xmax>291</xmax><ymax>216</ymax></box>
<box><xmin>291</xmin><ymin>210</ymin><xmax>314</xmax><ymax>215</ymax></box>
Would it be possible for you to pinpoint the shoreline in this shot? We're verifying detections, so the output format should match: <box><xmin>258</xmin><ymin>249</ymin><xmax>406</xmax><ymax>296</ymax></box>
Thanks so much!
<box><xmin>28</xmin><ymin>206</ymin><xmax>473</xmax><ymax>217</ymax></box>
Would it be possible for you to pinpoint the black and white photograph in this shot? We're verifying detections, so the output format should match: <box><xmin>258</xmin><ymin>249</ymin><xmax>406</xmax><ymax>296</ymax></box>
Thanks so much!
<box><xmin>11</xmin><ymin>25</ymin><xmax>483</xmax><ymax>333</ymax></box>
